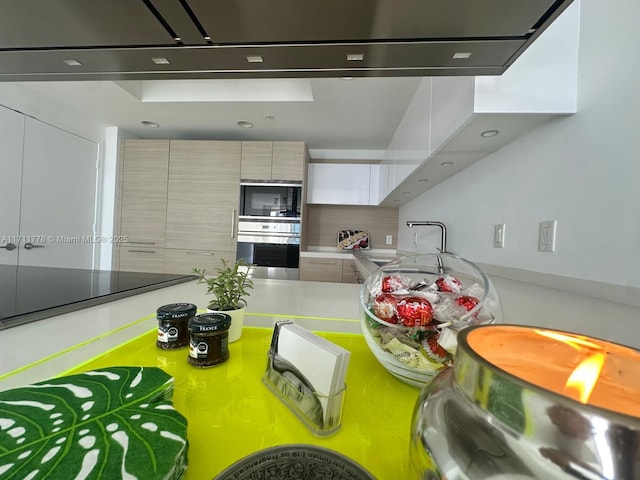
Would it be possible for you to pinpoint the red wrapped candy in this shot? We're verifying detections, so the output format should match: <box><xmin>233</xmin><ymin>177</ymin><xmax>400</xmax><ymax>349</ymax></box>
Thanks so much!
<box><xmin>373</xmin><ymin>293</ymin><xmax>399</xmax><ymax>324</ymax></box>
<box><xmin>455</xmin><ymin>295</ymin><xmax>480</xmax><ymax>313</ymax></box>
<box><xmin>396</xmin><ymin>296</ymin><xmax>434</xmax><ymax>327</ymax></box>
<box><xmin>381</xmin><ymin>275</ymin><xmax>408</xmax><ymax>293</ymax></box>
<box><xmin>435</xmin><ymin>274</ymin><xmax>463</xmax><ymax>293</ymax></box>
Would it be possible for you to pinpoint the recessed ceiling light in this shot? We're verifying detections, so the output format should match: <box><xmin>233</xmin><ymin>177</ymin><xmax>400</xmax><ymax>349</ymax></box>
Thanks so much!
<box><xmin>237</xmin><ymin>120</ymin><xmax>254</xmax><ymax>128</ymax></box>
<box><xmin>173</xmin><ymin>37</ymin><xmax>182</xmax><ymax>42</ymax></box>
<box><xmin>441</xmin><ymin>161</ymin><xmax>454</xmax><ymax>167</ymax></box>
<box><xmin>152</xmin><ymin>57</ymin><xmax>170</xmax><ymax>65</ymax></box>
<box><xmin>246</xmin><ymin>55</ymin><xmax>264</xmax><ymax>63</ymax></box>
<box><xmin>341</xmin><ymin>77</ymin><xmax>354</xmax><ymax>80</ymax></box>
<box><xmin>452</xmin><ymin>52</ymin><xmax>472</xmax><ymax>59</ymax></box>
<box><xmin>204</xmin><ymin>36</ymin><xmax>211</xmax><ymax>41</ymax></box>
<box><xmin>481</xmin><ymin>129</ymin><xmax>499</xmax><ymax>137</ymax></box>
<box><xmin>418</xmin><ymin>178</ymin><xmax>429</xmax><ymax>183</ymax></box>
<box><xmin>63</xmin><ymin>59</ymin><xmax>82</xmax><ymax>66</ymax></box>
<box><xmin>346</xmin><ymin>53</ymin><xmax>364</xmax><ymax>61</ymax></box>
<box><xmin>402</xmin><ymin>191</ymin><xmax>411</xmax><ymax>195</ymax></box>
<box><xmin>141</xmin><ymin>120</ymin><xmax>159</xmax><ymax>128</ymax></box>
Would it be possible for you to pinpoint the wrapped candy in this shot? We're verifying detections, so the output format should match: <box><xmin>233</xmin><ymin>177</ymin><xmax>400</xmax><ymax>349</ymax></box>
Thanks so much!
<box><xmin>396</xmin><ymin>296</ymin><xmax>434</xmax><ymax>328</ymax></box>
<box><xmin>382</xmin><ymin>274</ymin><xmax>409</xmax><ymax>293</ymax></box>
<box><xmin>372</xmin><ymin>293</ymin><xmax>399</xmax><ymax>324</ymax></box>
<box><xmin>435</xmin><ymin>274</ymin><xmax>463</xmax><ymax>294</ymax></box>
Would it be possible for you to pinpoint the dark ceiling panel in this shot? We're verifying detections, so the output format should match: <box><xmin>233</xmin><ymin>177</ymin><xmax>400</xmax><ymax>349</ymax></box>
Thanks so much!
<box><xmin>0</xmin><ymin>0</ymin><xmax>177</xmax><ymax>48</ymax></box>
<box><xmin>0</xmin><ymin>0</ymin><xmax>573</xmax><ymax>80</ymax></box>
<box><xmin>187</xmin><ymin>0</ymin><xmax>556</xmax><ymax>44</ymax></box>
<box><xmin>0</xmin><ymin>39</ymin><xmax>524</xmax><ymax>81</ymax></box>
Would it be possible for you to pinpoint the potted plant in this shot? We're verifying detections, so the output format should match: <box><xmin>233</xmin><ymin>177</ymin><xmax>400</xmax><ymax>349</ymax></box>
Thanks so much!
<box><xmin>193</xmin><ymin>259</ymin><xmax>254</xmax><ymax>343</ymax></box>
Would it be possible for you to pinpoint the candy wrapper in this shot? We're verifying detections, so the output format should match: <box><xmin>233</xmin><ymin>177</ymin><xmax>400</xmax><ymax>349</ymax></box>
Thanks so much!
<box><xmin>365</xmin><ymin>270</ymin><xmax>491</xmax><ymax>372</ymax></box>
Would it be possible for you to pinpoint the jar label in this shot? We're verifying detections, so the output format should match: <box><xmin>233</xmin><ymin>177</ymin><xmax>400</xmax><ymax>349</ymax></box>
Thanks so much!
<box><xmin>157</xmin><ymin>325</ymin><xmax>179</xmax><ymax>343</ymax></box>
<box><xmin>189</xmin><ymin>339</ymin><xmax>209</xmax><ymax>359</ymax></box>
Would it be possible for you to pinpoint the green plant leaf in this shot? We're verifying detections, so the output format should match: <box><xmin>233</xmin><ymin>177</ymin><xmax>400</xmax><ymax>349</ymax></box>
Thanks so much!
<box><xmin>0</xmin><ymin>366</ymin><xmax>188</xmax><ymax>480</ymax></box>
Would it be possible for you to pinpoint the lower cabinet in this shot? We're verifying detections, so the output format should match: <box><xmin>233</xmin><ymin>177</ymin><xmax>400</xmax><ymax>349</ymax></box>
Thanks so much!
<box><xmin>299</xmin><ymin>257</ymin><xmax>358</xmax><ymax>283</ymax></box>
<box><xmin>164</xmin><ymin>248</ymin><xmax>235</xmax><ymax>275</ymax></box>
<box><xmin>118</xmin><ymin>246</ymin><xmax>165</xmax><ymax>273</ymax></box>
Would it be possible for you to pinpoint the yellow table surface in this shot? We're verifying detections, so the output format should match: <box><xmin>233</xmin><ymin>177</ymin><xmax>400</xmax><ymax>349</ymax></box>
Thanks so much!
<box><xmin>63</xmin><ymin>325</ymin><xmax>421</xmax><ymax>480</ymax></box>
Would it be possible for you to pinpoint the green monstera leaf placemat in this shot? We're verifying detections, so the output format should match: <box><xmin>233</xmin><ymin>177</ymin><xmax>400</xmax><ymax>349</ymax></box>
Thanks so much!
<box><xmin>0</xmin><ymin>366</ymin><xmax>188</xmax><ymax>480</ymax></box>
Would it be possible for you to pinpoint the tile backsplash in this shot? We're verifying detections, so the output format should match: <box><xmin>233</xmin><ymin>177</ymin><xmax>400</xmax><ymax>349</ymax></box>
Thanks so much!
<box><xmin>305</xmin><ymin>204</ymin><xmax>398</xmax><ymax>250</ymax></box>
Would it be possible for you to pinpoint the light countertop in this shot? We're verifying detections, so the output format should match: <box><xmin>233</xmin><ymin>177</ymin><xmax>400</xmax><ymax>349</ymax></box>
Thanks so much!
<box><xmin>0</xmin><ymin>278</ymin><xmax>364</xmax><ymax>390</ymax></box>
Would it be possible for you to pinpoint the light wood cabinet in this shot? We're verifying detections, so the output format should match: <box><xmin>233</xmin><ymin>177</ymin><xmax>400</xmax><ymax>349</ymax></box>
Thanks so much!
<box><xmin>241</xmin><ymin>141</ymin><xmax>306</xmax><ymax>181</ymax></box>
<box><xmin>299</xmin><ymin>257</ymin><xmax>343</xmax><ymax>282</ymax></box>
<box><xmin>165</xmin><ymin>141</ymin><xmax>241</xmax><ymax>254</ymax></box>
<box><xmin>241</xmin><ymin>141</ymin><xmax>272</xmax><ymax>180</ymax></box>
<box><xmin>164</xmin><ymin>248</ymin><xmax>232</xmax><ymax>275</ymax></box>
<box><xmin>118</xmin><ymin>246</ymin><xmax>165</xmax><ymax>273</ymax></box>
<box><xmin>272</xmin><ymin>141</ymin><xmax>306</xmax><ymax>181</ymax></box>
<box><xmin>299</xmin><ymin>256</ymin><xmax>359</xmax><ymax>283</ymax></box>
<box><xmin>120</xmin><ymin>140</ymin><xmax>170</xmax><ymax>247</ymax></box>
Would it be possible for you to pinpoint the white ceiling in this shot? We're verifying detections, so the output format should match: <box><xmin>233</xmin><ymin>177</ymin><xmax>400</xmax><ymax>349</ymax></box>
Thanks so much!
<box><xmin>17</xmin><ymin>77</ymin><xmax>424</xmax><ymax>158</ymax></box>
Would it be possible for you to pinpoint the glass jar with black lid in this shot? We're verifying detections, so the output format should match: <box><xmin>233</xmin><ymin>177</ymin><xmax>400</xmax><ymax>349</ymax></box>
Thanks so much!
<box><xmin>156</xmin><ymin>303</ymin><xmax>197</xmax><ymax>350</ymax></box>
<box><xmin>188</xmin><ymin>312</ymin><xmax>231</xmax><ymax>367</ymax></box>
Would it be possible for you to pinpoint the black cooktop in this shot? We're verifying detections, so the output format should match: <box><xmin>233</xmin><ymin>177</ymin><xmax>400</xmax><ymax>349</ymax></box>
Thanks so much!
<box><xmin>0</xmin><ymin>265</ymin><xmax>196</xmax><ymax>330</ymax></box>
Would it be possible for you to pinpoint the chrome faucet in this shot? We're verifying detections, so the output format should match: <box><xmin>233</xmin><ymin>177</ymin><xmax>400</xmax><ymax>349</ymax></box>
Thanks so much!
<box><xmin>406</xmin><ymin>221</ymin><xmax>448</xmax><ymax>254</ymax></box>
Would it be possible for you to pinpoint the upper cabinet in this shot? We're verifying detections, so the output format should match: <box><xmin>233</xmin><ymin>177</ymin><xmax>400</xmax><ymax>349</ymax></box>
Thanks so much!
<box><xmin>377</xmin><ymin>2</ymin><xmax>579</xmax><ymax>206</ymax></box>
<box><xmin>307</xmin><ymin>164</ymin><xmax>378</xmax><ymax>206</ymax></box>
<box><xmin>241</xmin><ymin>141</ymin><xmax>307</xmax><ymax>182</ymax></box>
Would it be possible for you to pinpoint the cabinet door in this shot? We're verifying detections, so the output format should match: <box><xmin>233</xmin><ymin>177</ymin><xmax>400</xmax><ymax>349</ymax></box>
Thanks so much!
<box><xmin>118</xmin><ymin>246</ymin><xmax>165</xmax><ymax>273</ymax></box>
<box><xmin>241</xmin><ymin>141</ymin><xmax>272</xmax><ymax>180</ymax></box>
<box><xmin>307</xmin><ymin>164</ymin><xmax>372</xmax><ymax>205</ymax></box>
<box><xmin>163</xmin><ymin>248</ymin><xmax>228</xmax><ymax>275</ymax></box>
<box><xmin>120</xmin><ymin>140</ymin><xmax>170</xmax><ymax>248</ymax></box>
<box><xmin>272</xmin><ymin>141</ymin><xmax>305</xmax><ymax>181</ymax></box>
<box><xmin>299</xmin><ymin>257</ymin><xmax>343</xmax><ymax>282</ymax></box>
<box><xmin>165</xmin><ymin>141</ymin><xmax>241</xmax><ymax>252</ymax></box>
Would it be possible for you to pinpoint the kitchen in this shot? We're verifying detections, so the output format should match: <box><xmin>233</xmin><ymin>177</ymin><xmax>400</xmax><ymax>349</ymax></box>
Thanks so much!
<box><xmin>0</xmin><ymin>0</ymin><xmax>639</xmax><ymax>478</ymax></box>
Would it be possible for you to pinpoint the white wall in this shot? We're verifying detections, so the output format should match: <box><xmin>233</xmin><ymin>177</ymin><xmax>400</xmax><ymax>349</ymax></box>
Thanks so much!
<box><xmin>399</xmin><ymin>0</ymin><xmax>639</xmax><ymax>292</ymax></box>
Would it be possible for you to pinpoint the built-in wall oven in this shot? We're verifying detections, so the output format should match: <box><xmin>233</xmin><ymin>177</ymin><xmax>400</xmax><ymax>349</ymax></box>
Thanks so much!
<box><xmin>236</xmin><ymin>182</ymin><xmax>302</xmax><ymax>279</ymax></box>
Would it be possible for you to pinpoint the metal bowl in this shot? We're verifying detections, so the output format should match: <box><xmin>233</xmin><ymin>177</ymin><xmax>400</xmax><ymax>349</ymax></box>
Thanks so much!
<box><xmin>411</xmin><ymin>324</ymin><xmax>640</xmax><ymax>479</ymax></box>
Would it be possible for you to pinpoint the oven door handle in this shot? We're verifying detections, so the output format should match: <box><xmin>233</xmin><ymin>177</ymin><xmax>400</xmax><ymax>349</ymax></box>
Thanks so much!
<box><xmin>238</xmin><ymin>231</ymin><xmax>300</xmax><ymax>238</ymax></box>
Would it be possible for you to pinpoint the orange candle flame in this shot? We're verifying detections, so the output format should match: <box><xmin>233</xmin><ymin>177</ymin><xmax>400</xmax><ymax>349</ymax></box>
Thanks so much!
<box><xmin>564</xmin><ymin>353</ymin><xmax>605</xmax><ymax>403</ymax></box>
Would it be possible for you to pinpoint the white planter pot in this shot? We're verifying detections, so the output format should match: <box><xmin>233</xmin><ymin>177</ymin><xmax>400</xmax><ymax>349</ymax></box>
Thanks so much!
<box><xmin>207</xmin><ymin>304</ymin><xmax>246</xmax><ymax>343</ymax></box>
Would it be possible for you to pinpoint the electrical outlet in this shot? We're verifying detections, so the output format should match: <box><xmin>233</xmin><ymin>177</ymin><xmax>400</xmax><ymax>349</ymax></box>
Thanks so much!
<box><xmin>385</xmin><ymin>235</ymin><xmax>393</xmax><ymax>245</ymax></box>
<box><xmin>538</xmin><ymin>220</ymin><xmax>557</xmax><ymax>252</ymax></box>
<box><xmin>494</xmin><ymin>224</ymin><xmax>505</xmax><ymax>248</ymax></box>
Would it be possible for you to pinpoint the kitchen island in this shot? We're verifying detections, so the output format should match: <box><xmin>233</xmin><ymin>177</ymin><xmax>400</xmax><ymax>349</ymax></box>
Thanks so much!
<box><xmin>0</xmin><ymin>277</ymin><xmax>421</xmax><ymax>480</ymax></box>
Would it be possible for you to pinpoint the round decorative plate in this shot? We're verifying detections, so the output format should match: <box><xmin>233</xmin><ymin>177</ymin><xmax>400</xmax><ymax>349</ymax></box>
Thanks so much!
<box><xmin>213</xmin><ymin>444</ymin><xmax>376</xmax><ymax>480</ymax></box>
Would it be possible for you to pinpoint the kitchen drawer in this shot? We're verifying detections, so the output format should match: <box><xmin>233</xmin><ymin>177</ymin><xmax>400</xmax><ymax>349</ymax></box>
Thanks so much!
<box><xmin>299</xmin><ymin>257</ymin><xmax>343</xmax><ymax>283</ymax></box>
<box><xmin>164</xmin><ymin>248</ymin><xmax>235</xmax><ymax>275</ymax></box>
<box><xmin>118</xmin><ymin>246</ymin><xmax>165</xmax><ymax>273</ymax></box>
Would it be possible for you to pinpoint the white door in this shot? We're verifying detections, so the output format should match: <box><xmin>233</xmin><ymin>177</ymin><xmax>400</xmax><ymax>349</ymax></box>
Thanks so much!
<box><xmin>0</xmin><ymin>106</ymin><xmax>24</xmax><ymax>266</ymax></box>
<box><xmin>18</xmin><ymin>117</ymin><xmax>99</xmax><ymax>269</ymax></box>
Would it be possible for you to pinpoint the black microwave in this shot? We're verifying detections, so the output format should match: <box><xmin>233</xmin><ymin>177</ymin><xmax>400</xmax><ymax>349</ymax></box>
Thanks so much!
<box><xmin>239</xmin><ymin>182</ymin><xmax>302</xmax><ymax>218</ymax></box>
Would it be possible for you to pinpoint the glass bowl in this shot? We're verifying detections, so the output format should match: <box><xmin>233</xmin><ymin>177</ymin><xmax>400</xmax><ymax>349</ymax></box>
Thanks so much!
<box><xmin>359</xmin><ymin>253</ymin><xmax>502</xmax><ymax>387</ymax></box>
